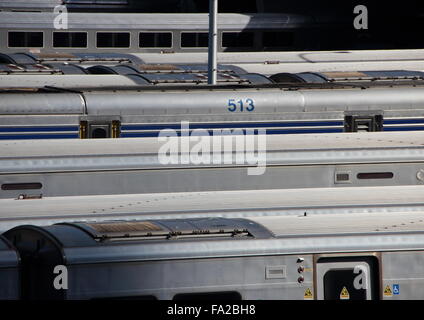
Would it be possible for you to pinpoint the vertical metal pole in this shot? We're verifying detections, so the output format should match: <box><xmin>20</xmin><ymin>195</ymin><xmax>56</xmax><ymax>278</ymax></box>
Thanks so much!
<box><xmin>208</xmin><ymin>0</ymin><xmax>217</xmax><ymax>85</ymax></box>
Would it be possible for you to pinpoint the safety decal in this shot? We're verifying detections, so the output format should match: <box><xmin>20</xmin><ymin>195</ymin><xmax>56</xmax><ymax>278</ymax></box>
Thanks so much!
<box><xmin>340</xmin><ymin>286</ymin><xmax>350</xmax><ymax>300</ymax></box>
<box><xmin>384</xmin><ymin>285</ymin><xmax>393</xmax><ymax>297</ymax></box>
<box><xmin>304</xmin><ymin>288</ymin><xmax>313</xmax><ymax>300</ymax></box>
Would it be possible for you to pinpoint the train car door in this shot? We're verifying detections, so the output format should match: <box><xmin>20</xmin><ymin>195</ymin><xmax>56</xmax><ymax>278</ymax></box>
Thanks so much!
<box><xmin>316</xmin><ymin>256</ymin><xmax>379</xmax><ymax>300</ymax></box>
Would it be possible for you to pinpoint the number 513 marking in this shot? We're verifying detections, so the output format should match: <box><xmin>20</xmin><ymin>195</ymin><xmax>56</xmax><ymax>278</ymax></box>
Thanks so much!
<box><xmin>228</xmin><ymin>99</ymin><xmax>255</xmax><ymax>112</ymax></box>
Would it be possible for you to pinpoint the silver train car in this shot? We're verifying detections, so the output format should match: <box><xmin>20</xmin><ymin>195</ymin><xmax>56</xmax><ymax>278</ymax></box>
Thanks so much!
<box><xmin>0</xmin><ymin>11</ymin><xmax>318</xmax><ymax>54</ymax></box>
<box><xmin>2</xmin><ymin>132</ymin><xmax>424</xmax><ymax>199</ymax></box>
<box><xmin>4</xmin><ymin>212</ymin><xmax>424</xmax><ymax>300</ymax></box>
<box><xmin>2</xmin><ymin>79</ymin><xmax>424</xmax><ymax>139</ymax></box>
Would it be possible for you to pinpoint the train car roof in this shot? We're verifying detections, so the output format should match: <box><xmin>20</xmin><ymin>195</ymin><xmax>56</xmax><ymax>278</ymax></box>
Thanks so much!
<box><xmin>0</xmin><ymin>73</ymin><xmax>270</xmax><ymax>88</ymax></box>
<box><xmin>4</xmin><ymin>50</ymin><xmax>424</xmax><ymax>75</ymax></box>
<box><xmin>1</xmin><ymin>185</ymin><xmax>424</xmax><ymax>232</ymax></box>
<box><xmin>6</xmin><ymin>207</ymin><xmax>424</xmax><ymax>263</ymax></box>
<box><xmin>136</xmin><ymin>49</ymin><xmax>424</xmax><ymax>64</ymax></box>
<box><xmin>0</xmin><ymin>74</ymin><xmax>147</xmax><ymax>88</ymax></box>
<box><xmin>1</xmin><ymin>132</ymin><xmax>424</xmax><ymax>173</ymax></box>
<box><xmin>5</xmin><ymin>49</ymin><xmax>424</xmax><ymax>67</ymax></box>
<box><xmin>133</xmin><ymin>49</ymin><xmax>424</xmax><ymax>74</ymax></box>
<box><xmin>3</xmin><ymin>130</ymin><xmax>424</xmax><ymax>155</ymax></box>
<box><xmin>250</xmin><ymin>211</ymin><xmax>424</xmax><ymax>236</ymax></box>
<box><xmin>0</xmin><ymin>52</ymin><xmax>143</xmax><ymax>67</ymax></box>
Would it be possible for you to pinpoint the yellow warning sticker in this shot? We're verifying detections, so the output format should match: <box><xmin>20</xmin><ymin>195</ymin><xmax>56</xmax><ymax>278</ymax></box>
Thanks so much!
<box><xmin>340</xmin><ymin>286</ymin><xmax>350</xmax><ymax>300</ymax></box>
<box><xmin>304</xmin><ymin>288</ymin><xmax>313</xmax><ymax>300</ymax></box>
<box><xmin>384</xmin><ymin>285</ymin><xmax>393</xmax><ymax>297</ymax></box>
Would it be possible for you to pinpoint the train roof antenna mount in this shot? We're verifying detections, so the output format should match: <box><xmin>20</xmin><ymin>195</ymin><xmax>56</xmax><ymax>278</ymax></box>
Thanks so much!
<box><xmin>208</xmin><ymin>0</ymin><xmax>218</xmax><ymax>85</ymax></box>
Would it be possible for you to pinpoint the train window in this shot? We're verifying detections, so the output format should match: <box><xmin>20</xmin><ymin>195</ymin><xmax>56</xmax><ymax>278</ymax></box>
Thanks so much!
<box><xmin>181</xmin><ymin>32</ymin><xmax>208</xmax><ymax>48</ymax></box>
<box><xmin>8</xmin><ymin>32</ymin><xmax>43</xmax><ymax>48</ymax></box>
<box><xmin>263</xmin><ymin>32</ymin><xmax>294</xmax><ymax>48</ymax></box>
<box><xmin>357</xmin><ymin>172</ymin><xmax>394</xmax><ymax>179</ymax></box>
<box><xmin>139</xmin><ymin>32</ymin><xmax>172</xmax><ymax>48</ymax></box>
<box><xmin>1</xmin><ymin>183</ymin><xmax>42</xmax><ymax>191</ymax></box>
<box><xmin>173</xmin><ymin>291</ymin><xmax>242</xmax><ymax>301</ymax></box>
<box><xmin>222</xmin><ymin>32</ymin><xmax>254</xmax><ymax>48</ymax></box>
<box><xmin>96</xmin><ymin>32</ymin><xmax>130</xmax><ymax>48</ymax></box>
<box><xmin>53</xmin><ymin>32</ymin><xmax>87</xmax><ymax>48</ymax></box>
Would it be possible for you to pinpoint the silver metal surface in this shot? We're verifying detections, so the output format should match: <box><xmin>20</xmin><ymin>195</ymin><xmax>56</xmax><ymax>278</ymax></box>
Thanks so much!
<box><xmin>2</xmin><ymin>85</ymin><xmax>424</xmax><ymax>126</ymax></box>
<box><xmin>60</xmin><ymin>230</ymin><xmax>424</xmax><ymax>265</ymax></box>
<box><xmin>65</xmin><ymin>255</ymin><xmax>313</xmax><ymax>300</ymax></box>
<box><xmin>136</xmin><ymin>49</ymin><xmax>424</xmax><ymax>74</ymax></box>
<box><xmin>249</xmin><ymin>211</ymin><xmax>424</xmax><ymax>236</ymax></box>
<box><xmin>2</xmin><ymin>132</ymin><xmax>424</xmax><ymax>173</ymax></box>
<box><xmin>2</xmin><ymin>186</ymin><xmax>424</xmax><ymax>231</ymax></box>
<box><xmin>0</xmin><ymin>93</ymin><xmax>85</xmax><ymax>114</ymax></box>
<box><xmin>2</xmin><ymin>132</ymin><xmax>424</xmax><ymax>198</ymax></box>
<box><xmin>0</xmin><ymin>75</ymin><xmax>142</xmax><ymax>89</ymax></box>
<box><xmin>381</xmin><ymin>251</ymin><xmax>424</xmax><ymax>300</ymax></box>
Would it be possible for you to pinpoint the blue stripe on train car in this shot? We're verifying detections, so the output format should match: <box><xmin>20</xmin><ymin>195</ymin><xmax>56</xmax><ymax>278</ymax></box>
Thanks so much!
<box><xmin>121</xmin><ymin>121</ymin><xmax>345</xmax><ymax>131</ymax></box>
<box><xmin>384</xmin><ymin>119</ymin><xmax>424</xmax><ymax>124</ymax></box>
<box><xmin>2</xmin><ymin>119</ymin><xmax>424</xmax><ymax>139</ymax></box>
<box><xmin>121</xmin><ymin>127</ymin><xmax>345</xmax><ymax>138</ymax></box>
<box><xmin>0</xmin><ymin>126</ymin><xmax>79</xmax><ymax>132</ymax></box>
<box><xmin>0</xmin><ymin>133</ymin><xmax>79</xmax><ymax>139</ymax></box>
<box><xmin>383</xmin><ymin>126</ymin><xmax>424</xmax><ymax>131</ymax></box>
<box><xmin>121</xmin><ymin>118</ymin><xmax>424</xmax><ymax>132</ymax></box>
